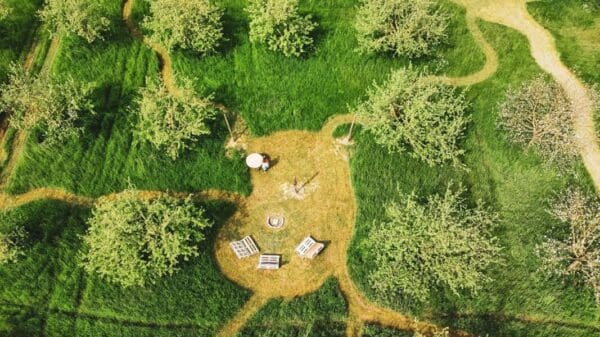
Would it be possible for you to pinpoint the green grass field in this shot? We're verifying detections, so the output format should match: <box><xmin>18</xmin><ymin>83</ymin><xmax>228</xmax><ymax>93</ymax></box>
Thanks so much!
<box><xmin>1</xmin><ymin>0</ymin><xmax>600</xmax><ymax>336</ymax></box>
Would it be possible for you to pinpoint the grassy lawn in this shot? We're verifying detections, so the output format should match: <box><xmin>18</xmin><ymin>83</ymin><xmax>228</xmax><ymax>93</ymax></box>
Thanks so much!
<box><xmin>237</xmin><ymin>278</ymin><xmax>347</xmax><ymax>337</ymax></box>
<box><xmin>2</xmin><ymin>0</ymin><xmax>600</xmax><ymax>336</ymax></box>
<box><xmin>346</xmin><ymin>19</ymin><xmax>600</xmax><ymax>336</ymax></box>
<box><xmin>0</xmin><ymin>200</ymin><xmax>250</xmax><ymax>337</ymax></box>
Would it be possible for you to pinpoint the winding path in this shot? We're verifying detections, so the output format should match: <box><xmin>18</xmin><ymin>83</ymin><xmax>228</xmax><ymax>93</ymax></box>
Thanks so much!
<box><xmin>1</xmin><ymin>0</ymin><xmax>599</xmax><ymax>336</ymax></box>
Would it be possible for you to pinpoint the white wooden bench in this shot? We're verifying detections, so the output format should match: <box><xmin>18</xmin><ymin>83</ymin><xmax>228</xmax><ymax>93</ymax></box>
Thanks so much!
<box><xmin>257</xmin><ymin>254</ymin><xmax>280</xmax><ymax>269</ymax></box>
<box><xmin>295</xmin><ymin>236</ymin><xmax>325</xmax><ymax>259</ymax></box>
<box><xmin>230</xmin><ymin>236</ymin><xmax>259</xmax><ymax>259</ymax></box>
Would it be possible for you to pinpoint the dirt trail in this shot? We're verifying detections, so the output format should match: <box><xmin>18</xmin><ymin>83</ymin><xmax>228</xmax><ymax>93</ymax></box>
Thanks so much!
<box><xmin>450</xmin><ymin>0</ymin><xmax>600</xmax><ymax>193</ymax></box>
<box><xmin>0</xmin><ymin>187</ymin><xmax>241</xmax><ymax>212</ymax></box>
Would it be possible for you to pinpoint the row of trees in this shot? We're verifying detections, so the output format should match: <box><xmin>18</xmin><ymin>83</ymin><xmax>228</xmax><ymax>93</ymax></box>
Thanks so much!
<box><xmin>33</xmin><ymin>0</ymin><xmax>449</xmax><ymax>59</ymax></box>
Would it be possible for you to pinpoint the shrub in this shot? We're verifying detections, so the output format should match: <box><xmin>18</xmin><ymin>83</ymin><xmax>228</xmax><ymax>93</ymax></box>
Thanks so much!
<box><xmin>132</xmin><ymin>78</ymin><xmax>217</xmax><ymax>160</ymax></box>
<box><xmin>0</xmin><ymin>64</ymin><xmax>94</xmax><ymax>145</ymax></box>
<box><xmin>498</xmin><ymin>75</ymin><xmax>576</xmax><ymax>166</ymax></box>
<box><xmin>246</xmin><ymin>0</ymin><xmax>317</xmax><ymax>57</ymax></box>
<box><xmin>537</xmin><ymin>188</ymin><xmax>600</xmax><ymax>303</ymax></box>
<box><xmin>39</xmin><ymin>0</ymin><xmax>110</xmax><ymax>43</ymax></box>
<box><xmin>0</xmin><ymin>227</ymin><xmax>25</xmax><ymax>265</ymax></box>
<box><xmin>143</xmin><ymin>0</ymin><xmax>223</xmax><ymax>54</ymax></box>
<box><xmin>356</xmin><ymin>67</ymin><xmax>469</xmax><ymax>166</ymax></box>
<box><xmin>81</xmin><ymin>189</ymin><xmax>212</xmax><ymax>287</ymax></box>
<box><xmin>354</xmin><ymin>0</ymin><xmax>448</xmax><ymax>58</ymax></box>
<box><xmin>365</xmin><ymin>185</ymin><xmax>501</xmax><ymax>309</ymax></box>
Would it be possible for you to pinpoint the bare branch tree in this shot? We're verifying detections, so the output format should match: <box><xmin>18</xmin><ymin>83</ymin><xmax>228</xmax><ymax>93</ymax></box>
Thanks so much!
<box><xmin>498</xmin><ymin>75</ymin><xmax>576</xmax><ymax>166</ymax></box>
<box><xmin>537</xmin><ymin>188</ymin><xmax>600</xmax><ymax>303</ymax></box>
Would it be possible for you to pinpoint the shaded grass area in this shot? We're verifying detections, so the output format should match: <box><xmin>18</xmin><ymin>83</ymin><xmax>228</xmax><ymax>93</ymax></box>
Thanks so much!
<box><xmin>362</xmin><ymin>325</ymin><xmax>411</xmax><ymax>337</ymax></box>
<box><xmin>0</xmin><ymin>0</ymin><xmax>43</xmax><ymax>80</ymax></box>
<box><xmin>0</xmin><ymin>200</ymin><xmax>250</xmax><ymax>336</ymax></box>
<box><xmin>168</xmin><ymin>0</ymin><xmax>485</xmax><ymax>136</ymax></box>
<box><xmin>346</xmin><ymin>20</ymin><xmax>600</xmax><ymax>337</ymax></box>
<box><xmin>6</xmin><ymin>0</ymin><xmax>251</xmax><ymax>197</ymax></box>
<box><xmin>237</xmin><ymin>278</ymin><xmax>347</xmax><ymax>337</ymax></box>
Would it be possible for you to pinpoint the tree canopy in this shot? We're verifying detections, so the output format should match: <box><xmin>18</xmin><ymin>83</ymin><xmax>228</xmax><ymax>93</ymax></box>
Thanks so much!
<box><xmin>132</xmin><ymin>78</ymin><xmax>216</xmax><ymax>160</ymax></box>
<box><xmin>246</xmin><ymin>0</ymin><xmax>317</xmax><ymax>57</ymax></box>
<box><xmin>354</xmin><ymin>0</ymin><xmax>448</xmax><ymax>58</ymax></box>
<box><xmin>143</xmin><ymin>0</ymin><xmax>223</xmax><ymax>54</ymax></box>
<box><xmin>364</xmin><ymin>185</ymin><xmax>501</xmax><ymax>309</ymax></box>
<box><xmin>498</xmin><ymin>75</ymin><xmax>576</xmax><ymax>166</ymax></box>
<box><xmin>0</xmin><ymin>227</ymin><xmax>25</xmax><ymax>265</ymax></box>
<box><xmin>356</xmin><ymin>67</ymin><xmax>469</xmax><ymax>166</ymax></box>
<box><xmin>537</xmin><ymin>188</ymin><xmax>600</xmax><ymax>303</ymax></box>
<box><xmin>81</xmin><ymin>190</ymin><xmax>212</xmax><ymax>287</ymax></box>
<box><xmin>0</xmin><ymin>64</ymin><xmax>94</xmax><ymax>145</ymax></box>
<box><xmin>39</xmin><ymin>0</ymin><xmax>111</xmax><ymax>43</ymax></box>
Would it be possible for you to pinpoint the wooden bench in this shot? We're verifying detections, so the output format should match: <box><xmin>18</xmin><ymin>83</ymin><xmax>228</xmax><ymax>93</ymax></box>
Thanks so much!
<box><xmin>257</xmin><ymin>254</ymin><xmax>280</xmax><ymax>269</ymax></box>
<box><xmin>230</xmin><ymin>236</ymin><xmax>259</xmax><ymax>259</ymax></box>
<box><xmin>295</xmin><ymin>236</ymin><xmax>325</xmax><ymax>259</ymax></box>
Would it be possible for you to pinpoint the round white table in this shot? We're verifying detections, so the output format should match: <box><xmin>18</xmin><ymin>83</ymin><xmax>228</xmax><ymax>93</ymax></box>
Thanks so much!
<box><xmin>246</xmin><ymin>153</ymin><xmax>263</xmax><ymax>169</ymax></box>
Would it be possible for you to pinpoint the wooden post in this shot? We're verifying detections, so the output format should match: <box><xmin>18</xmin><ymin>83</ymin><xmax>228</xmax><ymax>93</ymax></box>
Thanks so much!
<box><xmin>294</xmin><ymin>176</ymin><xmax>299</xmax><ymax>193</ymax></box>
<box><xmin>346</xmin><ymin>113</ymin><xmax>357</xmax><ymax>142</ymax></box>
<box><xmin>223</xmin><ymin>112</ymin><xmax>235</xmax><ymax>141</ymax></box>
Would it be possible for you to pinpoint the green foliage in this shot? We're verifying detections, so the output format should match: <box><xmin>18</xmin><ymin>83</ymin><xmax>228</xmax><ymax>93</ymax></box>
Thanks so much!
<box><xmin>132</xmin><ymin>78</ymin><xmax>217</xmax><ymax>160</ymax></box>
<box><xmin>0</xmin><ymin>64</ymin><xmax>94</xmax><ymax>145</ymax></box>
<box><xmin>354</xmin><ymin>0</ymin><xmax>448</xmax><ymax>58</ymax></box>
<box><xmin>81</xmin><ymin>189</ymin><xmax>212</xmax><ymax>287</ymax></box>
<box><xmin>364</xmin><ymin>185</ymin><xmax>501</xmax><ymax>308</ymax></box>
<box><xmin>0</xmin><ymin>0</ymin><xmax>10</xmax><ymax>19</ymax></box>
<box><xmin>498</xmin><ymin>75</ymin><xmax>576</xmax><ymax>166</ymax></box>
<box><xmin>143</xmin><ymin>0</ymin><xmax>223</xmax><ymax>54</ymax></box>
<box><xmin>39</xmin><ymin>0</ymin><xmax>110</xmax><ymax>43</ymax></box>
<box><xmin>246</xmin><ymin>0</ymin><xmax>317</xmax><ymax>57</ymax></box>
<box><xmin>356</xmin><ymin>67</ymin><xmax>469</xmax><ymax>166</ymax></box>
<box><xmin>0</xmin><ymin>226</ymin><xmax>25</xmax><ymax>264</ymax></box>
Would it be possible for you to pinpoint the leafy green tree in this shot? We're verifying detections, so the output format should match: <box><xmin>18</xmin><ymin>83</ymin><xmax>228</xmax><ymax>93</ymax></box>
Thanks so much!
<box><xmin>132</xmin><ymin>78</ymin><xmax>216</xmax><ymax>160</ymax></box>
<box><xmin>356</xmin><ymin>67</ymin><xmax>469</xmax><ymax>166</ymax></box>
<box><xmin>0</xmin><ymin>64</ymin><xmax>94</xmax><ymax>145</ymax></box>
<box><xmin>354</xmin><ymin>0</ymin><xmax>448</xmax><ymax>58</ymax></box>
<box><xmin>537</xmin><ymin>188</ymin><xmax>600</xmax><ymax>303</ymax></box>
<box><xmin>0</xmin><ymin>227</ymin><xmax>25</xmax><ymax>265</ymax></box>
<box><xmin>81</xmin><ymin>189</ymin><xmax>212</xmax><ymax>287</ymax></box>
<box><xmin>498</xmin><ymin>75</ymin><xmax>576</xmax><ymax>166</ymax></box>
<box><xmin>143</xmin><ymin>0</ymin><xmax>223</xmax><ymax>54</ymax></box>
<box><xmin>39</xmin><ymin>0</ymin><xmax>110</xmax><ymax>43</ymax></box>
<box><xmin>246</xmin><ymin>0</ymin><xmax>317</xmax><ymax>57</ymax></box>
<box><xmin>365</xmin><ymin>185</ymin><xmax>501</xmax><ymax>309</ymax></box>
